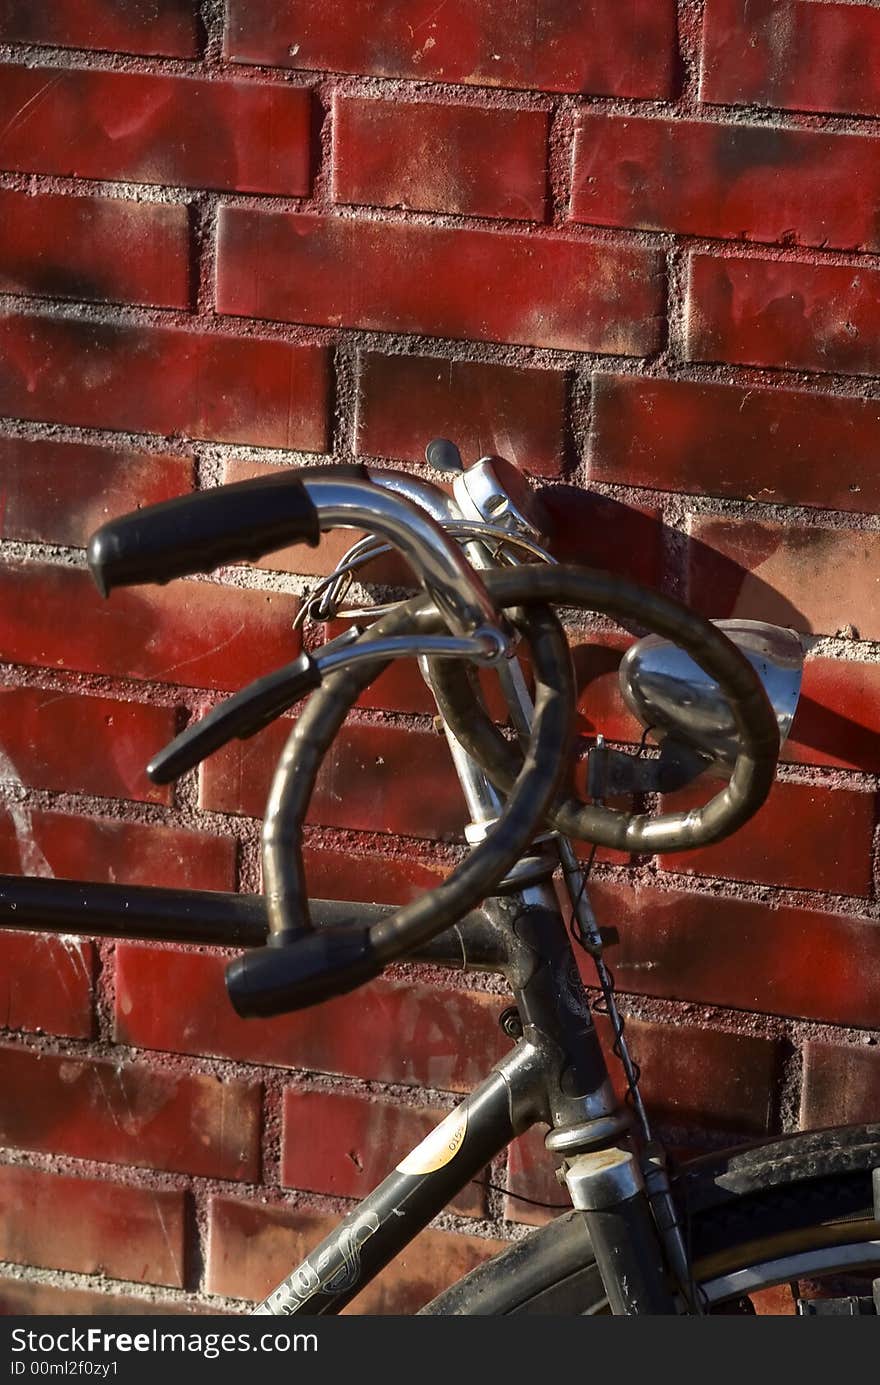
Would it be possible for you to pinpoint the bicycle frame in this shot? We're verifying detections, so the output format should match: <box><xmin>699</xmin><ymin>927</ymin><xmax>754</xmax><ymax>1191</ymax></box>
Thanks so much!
<box><xmin>0</xmin><ymin>868</ymin><xmax>675</xmax><ymax>1316</ymax></box>
<box><xmin>0</xmin><ymin>861</ymin><xmax>671</xmax><ymax>1295</ymax></box>
<box><xmin>250</xmin><ymin>895</ymin><xmax>666</xmax><ymax>1315</ymax></box>
<box><xmin>0</xmin><ymin>471</ymin><xmax>690</xmax><ymax>1316</ymax></box>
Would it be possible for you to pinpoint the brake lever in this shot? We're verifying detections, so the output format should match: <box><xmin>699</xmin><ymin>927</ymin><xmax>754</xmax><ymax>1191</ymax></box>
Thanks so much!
<box><xmin>147</xmin><ymin>626</ymin><xmax>505</xmax><ymax>785</ymax></box>
<box><xmin>147</xmin><ymin>627</ymin><xmax>366</xmax><ymax>785</ymax></box>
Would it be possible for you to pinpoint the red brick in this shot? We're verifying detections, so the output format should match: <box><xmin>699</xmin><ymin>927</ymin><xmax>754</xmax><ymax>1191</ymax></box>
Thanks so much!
<box><xmin>318</xmin><ymin>641</ymin><xmax>513</xmax><ymax>721</ymax></box>
<box><xmin>0</xmin><ymin>0</ymin><xmax>202</xmax><ymax>58</ymax></box>
<box><xmin>333</xmin><ymin>96</ymin><xmax>549</xmax><ymax>221</ymax></box>
<box><xmin>282</xmin><ymin>1089</ymin><xmax>485</xmax><ymax>1216</ymax></box>
<box><xmin>115</xmin><ymin>944</ymin><xmax>508</xmax><ymax>1092</ymax></box>
<box><xmin>788</xmin><ymin>659</ymin><xmax>880</xmax><ymax>775</ymax></box>
<box><xmin>226</xmin><ymin>0</ymin><xmax>677</xmax><ymax>98</ymax></box>
<box><xmin>0</xmin><ymin>191</ymin><xmax>191</xmax><ymax>309</ymax></box>
<box><xmin>0</xmin><ymin>686</ymin><xmax>176</xmax><ymax>805</ymax></box>
<box><xmin>0</xmin><ymin>1279</ymin><xmax>192</xmax><ymax>1316</ymax></box>
<box><xmin>751</xmin><ymin>1285</ymin><xmax>798</xmax><ymax>1315</ymax></box>
<box><xmin>0</xmin><ymin>437</ymin><xmax>194</xmax><ymax>548</ymax></box>
<box><xmin>320</xmin><ymin>628</ymin><xmax>437</xmax><ymax>716</ymax></box>
<box><xmin>0</xmin><ymin>561</ymin><xmax>300</xmax><ymax>692</ymax></box>
<box><xmin>589</xmin><ymin>374</ymin><xmax>880</xmax><ymax>515</ymax></box>
<box><xmin>573</xmin><ymin>114</ymin><xmax>880</xmax><ymax>253</ymax></box>
<box><xmin>658</xmin><ymin>780</ymin><xmax>875</xmax><ymax>897</ymax></box>
<box><xmin>0</xmin><ymin>1165</ymin><xmax>185</xmax><ymax>1287</ymax></box>
<box><xmin>702</xmin><ymin>0</ymin><xmax>880</xmax><ymax>121</ymax></box>
<box><xmin>0</xmin><ymin>808</ymin><xmax>236</xmax><ymax>893</ymax></box>
<box><xmin>589</xmin><ymin>878</ymin><xmax>880</xmax><ymax>1029</ymax></box>
<box><xmin>598</xmin><ymin>1015</ymin><xmax>782</xmax><ymax>1133</ymax></box>
<box><xmin>801</xmin><ymin>1041</ymin><xmax>880</xmax><ymax>1127</ymax></box>
<box><xmin>0</xmin><ymin>1043</ymin><xmax>261</xmax><ymax>1179</ymax></box>
<box><xmin>0</xmin><ymin>932</ymin><xmax>94</xmax><ymax>1039</ymax></box>
<box><xmin>304</xmin><ymin>843</ymin><xmax>446</xmax><ymax>906</ymax></box>
<box><xmin>201</xmin><ymin>718</ymin><xmax>466</xmax><ymax>841</ymax></box>
<box><xmin>0</xmin><ymin>65</ymin><xmax>311</xmax><ymax>195</ymax></box>
<box><xmin>207</xmin><ymin>1196</ymin><xmax>506</xmax><ymax>1312</ymax></box>
<box><xmin>505</xmin><ymin>1126</ymin><xmax>567</xmax><ymax>1225</ymax></box>
<box><xmin>686</xmin><ymin>514</ymin><xmax>880</xmax><ymax>641</ymax></box>
<box><xmin>216</xmin><ymin>209</ymin><xmax>665</xmax><ymax>355</ymax></box>
<box><xmin>569</xmin><ymin>630</ymin><xmax>641</xmax><ymax>744</ymax></box>
<box><xmin>542</xmin><ymin>488</ymin><xmax>663</xmax><ymax>588</ymax></box>
<box><xmin>0</xmin><ymin>314</ymin><xmax>329</xmax><ymax>450</ymax></box>
<box><xmin>355</xmin><ymin>352</ymin><xmax>568</xmax><ymax>478</ymax></box>
<box><xmin>687</xmin><ymin>254</ymin><xmax>880</xmax><ymax>376</ymax></box>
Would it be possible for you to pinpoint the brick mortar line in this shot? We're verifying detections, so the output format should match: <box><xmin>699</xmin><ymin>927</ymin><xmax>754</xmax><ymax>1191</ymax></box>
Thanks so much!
<box><xmin>0</xmin><ymin>1260</ymin><xmax>219</xmax><ymax>1311</ymax></box>
<box><xmin>775</xmin><ymin>1041</ymin><xmax>805</xmax><ymax>1135</ymax></box>
<box><xmin>676</xmin><ymin>0</ymin><xmax>705</xmax><ymax>115</ymax></box>
<box><xmin>589</xmin><ymin>857</ymin><xmax>880</xmax><ymax>922</ymax></box>
<box><xmin>92</xmin><ymin>937</ymin><xmax>114</xmax><ymax>1045</ymax></box>
<box><xmin>582</xmin><ymin>476</ymin><xmax>880</xmax><ymax>534</ymax></box>
<box><xmin>194</xmin><ymin>192</ymin><xmax>220</xmax><ymax>317</ymax></box>
<box><xmin>8</xmin><ymin>428</ymin><xmax>880</xmax><ymax>534</ymax></box>
<box><xmin>9</xmin><ymin>172</ymin><xmax>880</xmax><ymax>268</ymax></box>
<box><xmin>8</xmin><ymin>32</ymin><xmax>880</xmax><ymax>145</ymax></box>
<box><xmin>546</xmin><ymin>97</ymin><xmax>576</xmax><ymax>228</ymax></box>
<box><xmin>198</xmin><ymin>0</ymin><xmax>224</xmax><ymax>64</ymax></box>
<box><xmin>11</xmin><ymin>290</ymin><xmax>880</xmax><ymax>406</ymax></box>
<box><xmin>5</xmin><ymin>959</ymin><xmax>880</xmax><ymax>1075</ymax></box>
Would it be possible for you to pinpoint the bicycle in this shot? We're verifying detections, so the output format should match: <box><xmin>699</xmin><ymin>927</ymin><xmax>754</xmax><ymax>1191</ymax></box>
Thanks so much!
<box><xmin>2</xmin><ymin>447</ymin><xmax>879</xmax><ymax>1315</ymax></box>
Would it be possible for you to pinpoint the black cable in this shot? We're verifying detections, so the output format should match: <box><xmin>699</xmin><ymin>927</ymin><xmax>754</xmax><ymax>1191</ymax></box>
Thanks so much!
<box><xmin>565</xmin><ymin>843</ymin><xmax>643</xmax><ymax>1113</ymax></box>
<box><xmin>472</xmin><ymin>1179</ymin><xmax>566</xmax><ymax>1211</ymax></box>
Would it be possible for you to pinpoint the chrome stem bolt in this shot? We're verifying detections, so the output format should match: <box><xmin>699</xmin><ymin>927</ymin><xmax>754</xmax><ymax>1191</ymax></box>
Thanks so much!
<box><xmin>499</xmin><ymin>1007</ymin><xmax>523</xmax><ymax>1040</ymax></box>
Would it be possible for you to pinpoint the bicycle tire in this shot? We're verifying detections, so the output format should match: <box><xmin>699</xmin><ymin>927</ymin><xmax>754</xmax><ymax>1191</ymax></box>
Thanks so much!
<box><xmin>419</xmin><ymin>1124</ymin><xmax>880</xmax><ymax>1314</ymax></box>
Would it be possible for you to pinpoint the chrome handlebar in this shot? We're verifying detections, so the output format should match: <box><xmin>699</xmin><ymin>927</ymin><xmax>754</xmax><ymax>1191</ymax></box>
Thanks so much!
<box><xmin>301</xmin><ymin>475</ymin><xmax>507</xmax><ymax>655</ymax></box>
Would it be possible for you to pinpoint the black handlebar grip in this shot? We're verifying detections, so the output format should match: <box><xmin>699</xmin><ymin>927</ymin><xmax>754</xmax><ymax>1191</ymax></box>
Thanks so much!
<box><xmin>87</xmin><ymin>471</ymin><xmax>321</xmax><ymax>596</ymax></box>
<box><xmin>147</xmin><ymin>652</ymin><xmax>323</xmax><ymax>784</ymax></box>
<box><xmin>225</xmin><ymin>927</ymin><xmax>381</xmax><ymax>1017</ymax></box>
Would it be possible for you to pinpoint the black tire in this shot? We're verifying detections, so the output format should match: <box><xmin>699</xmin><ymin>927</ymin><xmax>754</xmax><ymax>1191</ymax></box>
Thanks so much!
<box><xmin>420</xmin><ymin>1124</ymin><xmax>880</xmax><ymax>1314</ymax></box>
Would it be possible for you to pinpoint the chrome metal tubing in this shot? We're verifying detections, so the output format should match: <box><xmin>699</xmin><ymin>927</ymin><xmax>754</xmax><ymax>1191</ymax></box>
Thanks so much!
<box><xmin>365</xmin><ymin>469</ymin><xmax>461</xmax><ymax>524</ymax></box>
<box><xmin>317</xmin><ymin>632</ymin><xmax>503</xmax><ymax>677</ymax></box>
<box><xmin>302</xmin><ymin>476</ymin><xmax>503</xmax><ymax>648</ymax></box>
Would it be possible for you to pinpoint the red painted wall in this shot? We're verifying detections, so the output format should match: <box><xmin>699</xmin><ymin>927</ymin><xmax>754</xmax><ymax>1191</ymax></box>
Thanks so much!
<box><xmin>0</xmin><ymin>0</ymin><xmax>878</xmax><ymax>1314</ymax></box>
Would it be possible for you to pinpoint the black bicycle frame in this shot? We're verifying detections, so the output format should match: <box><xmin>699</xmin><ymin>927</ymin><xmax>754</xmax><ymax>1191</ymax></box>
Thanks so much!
<box><xmin>0</xmin><ymin>865</ymin><xmax>679</xmax><ymax>1315</ymax></box>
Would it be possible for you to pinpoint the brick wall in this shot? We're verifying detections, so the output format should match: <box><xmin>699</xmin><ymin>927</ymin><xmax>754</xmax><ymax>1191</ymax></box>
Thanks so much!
<box><xmin>0</xmin><ymin>0</ymin><xmax>878</xmax><ymax>1316</ymax></box>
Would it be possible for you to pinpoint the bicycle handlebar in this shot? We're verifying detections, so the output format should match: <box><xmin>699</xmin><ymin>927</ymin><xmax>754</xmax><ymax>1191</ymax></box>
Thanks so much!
<box><xmin>88</xmin><ymin>467</ymin><xmax>331</xmax><ymax>595</ymax></box>
<box><xmin>87</xmin><ymin>464</ymin><xmax>506</xmax><ymax>647</ymax></box>
<box><xmin>85</xmin><ymin>463</ymin><xmax>781</xmax><ymax>1020</ymax></box>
